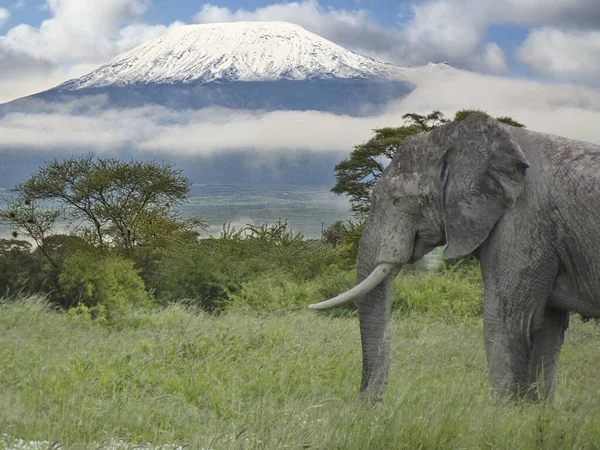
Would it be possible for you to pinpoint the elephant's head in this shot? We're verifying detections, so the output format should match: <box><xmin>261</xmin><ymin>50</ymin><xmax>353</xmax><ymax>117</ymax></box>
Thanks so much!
<box><xmin>310</xmin><ymin>115</ymin><xmax>530</xmax><ymax>398</ymax></box>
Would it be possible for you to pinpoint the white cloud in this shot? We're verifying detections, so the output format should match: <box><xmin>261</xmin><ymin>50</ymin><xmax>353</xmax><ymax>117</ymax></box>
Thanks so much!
<box><xmin>2</xmin><ymin>0</ymin><xmax>148</xmax><ymax>62</ymax></box>
<box><xmin>494</xmin><ymin>0</ymin><xmax>600</xmax><ymax>28</ymax></box>
<box><xmin>193</xmin><ymin>1</ymin><xmax>404</xmax><ymax>67</ymax></box>
<box><xmin>189</xmin><ymin>0</ymin><xmax>597</xmax><ymax>77</ymax></box>
<box><xmin>1</xmin><ymin>71</ymin><xmax>599</xmax><ymax>157</ymax></box>
<box><xmin>401</xmin><ymin>0</ymin><xmax>505</xmax><ymax>71</ymax></box>
<box><xmin>403</xmin><ymin>0</ymin><xmax>600</xmax><ymax>80</ymax></box>
<box><xmin>0</xmin><ymin>62</ymin><xmax>104</xmax><ymax>104</ymax></box>
<box><xmin>0</xmin><ymin>9</ymin><xmax>10</xmax><ymax>28</ymax></box>
<box><xmin>516</xmin><ymin>27</ymin><xmax>600</xmax><ymax>81</ymax></box>
<box><xmin>115</xmin><ymin>21</ymin><xmax>185</xmax><ymax>54</ymax></box>
<box><xmin>0</xmin><ymin>0</ymin><xmax>184</xmax><ymax>103</ymax></box>
<box><xmin>192</xmin><ymin>1</ymin><xmax>509</xmax><ymax>74</ymax></box>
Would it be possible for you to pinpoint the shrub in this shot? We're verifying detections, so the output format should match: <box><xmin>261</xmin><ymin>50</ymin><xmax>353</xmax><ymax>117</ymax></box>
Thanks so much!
<box><xmin>392</xmin><ymin>263</ymin><xmax>483</xmax><ymax>320</ymax></box>
<box><xmin>59</xmin><ymin>253</ymin><xmax>151</xmax><ymax>319</ymax></box>
<box><xmin>227</xmin><ymin>268</ymin><xmax>355</xmax><ymax>312</ymax></box>
<box><xmin>150</xmin><ymin>239</ymin><xmax>248</xmax><ymax>312</ymax></box>
<box><xmin>150</xmin><ymin>221</ymin><xmax>343</xmax><ymax>311</ymax></box>
<box><xmin>322</xmin><ymin>220</ymin><xmax>365</xmax><ymax>269</ymax></box>
<box><xmin>0</xmin><ymin>239</ymin><xmax>42</xmax><ymax>298</ymax></box>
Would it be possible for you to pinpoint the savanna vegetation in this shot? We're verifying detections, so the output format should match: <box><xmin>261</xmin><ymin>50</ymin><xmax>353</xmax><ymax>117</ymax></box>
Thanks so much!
<box><xmin>1</xmin><ymin>110</ymin><xmax>599</xmax><ymax>449</ymax></box>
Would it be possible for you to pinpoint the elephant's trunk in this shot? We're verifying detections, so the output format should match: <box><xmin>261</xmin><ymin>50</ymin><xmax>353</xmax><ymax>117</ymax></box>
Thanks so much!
<box><xmin>357</xmin><ymin>262</ymin><xmax>399</xmax><ymax>400</ymax></box>
<box><xmin>309</xmin><ymin>209</ymin><xmax>412</xmax><ymax>400</ymax></box>
<box><xmin>308</xmin><ymin>263</ymin><xmax>397</xmax><ymax>310</ymax></box>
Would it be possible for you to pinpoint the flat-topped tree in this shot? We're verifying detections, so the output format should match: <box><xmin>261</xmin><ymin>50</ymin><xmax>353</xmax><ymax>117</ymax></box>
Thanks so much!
<box><xmin>0</xmin><ymin>153</ymin><xmax>205</xmax><ymax>261</ymax></box>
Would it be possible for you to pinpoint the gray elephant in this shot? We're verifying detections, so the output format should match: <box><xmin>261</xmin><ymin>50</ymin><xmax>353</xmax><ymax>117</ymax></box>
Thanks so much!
<box><xmin>310</xmin><ymin>115</ymin><xmax>600</xmax><ymax>402</ymax></box>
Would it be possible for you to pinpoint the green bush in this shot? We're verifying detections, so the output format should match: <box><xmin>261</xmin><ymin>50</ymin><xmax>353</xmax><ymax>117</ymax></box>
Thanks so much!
<box><xmin>322</xmin><ymin>220</ymin><xmax>366</xmax><ymax>269</ymax></box>
<box><xmin>151</xmin><ymin>241</ymin><xmax>243</xmax><ymax>312</ymax></box>
<box><xmin>150</xmin><ymin>221</ymin><xmax>343</xmax><ymax>311</ymax></box>
<box><xmin>227</xmin><ymin>267</ymin><xmax>355</xmax><ymax>312</ymax></box>
<box><xmin>392</xmin><ymin>263</ymin><xmax>483</xmax><ymax>320</ymax></box>
<box><xmin>59</xmin><ymin>253</ymin><xmax>151</xmax><ymax>319</ymax></box>
<box><xmin>0</xmin><ymin>239</ymin><xmax>43</xmax><ymax>298</ymax></box>
<box><xmin>219</xmin><ymin>220</ymin><xmax>343</xmax><ymax>280</ymax></box>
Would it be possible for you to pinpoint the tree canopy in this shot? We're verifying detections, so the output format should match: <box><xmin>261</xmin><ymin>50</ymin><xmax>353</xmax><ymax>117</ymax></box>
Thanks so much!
<box><xmin>0</xmin><ymin>154</ymin><xmax>205</xmax><ymax>261</ymax></box>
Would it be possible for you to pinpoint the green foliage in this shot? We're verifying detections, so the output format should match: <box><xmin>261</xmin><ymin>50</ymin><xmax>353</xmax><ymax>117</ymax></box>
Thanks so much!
<box><xmin>36</xmin><ymin>234</ymin><xmax>89</xmax><ymax>265</ymax></box>
<box><xmin>0</xmin><ymin>153</ymin><xmax>204</xmax><ymax>259</ymax></box>
<box><xmin>150</xmin><ymin>240</ymin><xmax>242</xmax><ymax>312</ymax></box>
<box><xmin>0</xmin><ymin>239</ymin><xmax>42</xmax><ymax>297</ymax></box>
<box><xmin>332</xmin><ymin>109</ymin><xmax>526</xmax><ymax>217</ymax></box>
<box><xmin>392</xmin><ymin>262</ymin><xmax>484</xmax><ymax>320</ymax></box>
<box><xmin>151</xmin><ymin>220</ymin><xmax>343</xmax><ymax>311</ymax></box>
<box><xmin>454</xmin><ymin>108</ymin><xmax>526</xmax><ymax>128</ymax></box>
<box><xmin>322</xmin><ymin>219</ymin><xmax>366</xmax><ymax>268</ymax></box>
<box><xmin>496</xmin><ymin>116</ymin><xmax>526</xmax><ymax>127</ymax></box>
<box><xmin>332</xmin><ymin>111</ymin><xmax>448</xmax><ymax>216</ymax></box>
<box><xmin>0</xmin><ymin>155</ymin><xmax>207</xmax><ymax>310</ymax></box>
<box><xmin>453</xmin><ymin>108</ymin><xmax>491</xmax><ymax>122</ymax></box>
<box><xmin>321</xmin><ymin>220</ymin><xmax>346</xmax><ymax>247</ymax></box>
<box><xmin>228</xmin><ymin>268</ymin><xmax>355</xmax><ymax>311</ymax></box>
<box><xmin>0</xmin><ymin>199</ymin><xmax>61</xmax><ymax>266</ymax></box>
<box><xmin>58</xmin><ymin>253</ymin><xmax>151</xmax><ymax>319</ymax></box>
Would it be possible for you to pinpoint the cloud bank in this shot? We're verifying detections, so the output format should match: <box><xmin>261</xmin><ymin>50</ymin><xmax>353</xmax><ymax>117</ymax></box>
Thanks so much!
<box><xmin>1</xmin><ymin>70</ymin><xmax>599</xmax><ymax>159</ymax></box>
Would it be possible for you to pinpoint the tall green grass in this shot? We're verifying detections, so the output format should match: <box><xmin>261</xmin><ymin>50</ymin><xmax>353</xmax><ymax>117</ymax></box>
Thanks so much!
<box><xmin>1</xmin><ymin>298</ymin><xmax>599</xmax><ymax>449</ymax></box>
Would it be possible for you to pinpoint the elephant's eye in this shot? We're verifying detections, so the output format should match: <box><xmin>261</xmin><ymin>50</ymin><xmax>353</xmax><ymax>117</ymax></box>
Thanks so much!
<box><xmin>393</xmin><ymin>197</ymin><xmax>404</xmax><ymax>207</ymax></box>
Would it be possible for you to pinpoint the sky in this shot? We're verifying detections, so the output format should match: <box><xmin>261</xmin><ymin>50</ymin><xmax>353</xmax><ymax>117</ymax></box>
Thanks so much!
<box><xmin>1</xmin><ymin>0</ymin><xmax>599</xmax><ymax>104</ymax></box>
<box><xmin>0</xmin><ymin>0</ymin><xmax>599</xmax><ymax>157</ymax></box>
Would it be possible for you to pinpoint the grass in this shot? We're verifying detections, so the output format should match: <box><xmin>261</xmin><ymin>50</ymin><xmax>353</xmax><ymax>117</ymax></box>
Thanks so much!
<box><xmin>1</xmin><ymin>299</ymin><xmax>600</xmax><ymax>449</ymax></box>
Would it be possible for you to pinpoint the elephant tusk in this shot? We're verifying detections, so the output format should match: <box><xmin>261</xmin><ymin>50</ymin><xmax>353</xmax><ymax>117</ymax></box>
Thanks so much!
<box><xmin>308</xmin><ymin>263</ymin><xmax>397</xmax><ymax>310</ymax></box>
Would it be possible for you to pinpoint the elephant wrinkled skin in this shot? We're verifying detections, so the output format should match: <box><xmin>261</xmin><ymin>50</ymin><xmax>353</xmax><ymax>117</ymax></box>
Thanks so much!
<box><xmin>310</xmin><ymin>115</ymin><xmax>600</xmax><ymax>402</ymax></box>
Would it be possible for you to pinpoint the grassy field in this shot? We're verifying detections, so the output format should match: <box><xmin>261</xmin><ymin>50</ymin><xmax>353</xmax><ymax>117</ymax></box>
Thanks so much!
<box><xmin>1</xmin><ymin>300</ymin><xmax>600</xmax><ymax>449</ymax></box>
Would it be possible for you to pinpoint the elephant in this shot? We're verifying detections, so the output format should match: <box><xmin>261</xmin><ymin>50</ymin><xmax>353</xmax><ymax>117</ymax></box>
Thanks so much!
<box><xmin>310</xmin><ymin>115</ymin><xmax>600</xmax><ymax>402</ymax></box>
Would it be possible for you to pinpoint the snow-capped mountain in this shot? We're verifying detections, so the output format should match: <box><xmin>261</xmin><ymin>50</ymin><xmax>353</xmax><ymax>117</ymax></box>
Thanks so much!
<box><xmin>62</xmin><ymin>22</ymin><xmax>398</xmax><ymax>89</ymax></box>
<box><xmin>0</xmin><ymin>22</ymin><xmax>464</xmax><ymax>186</ymax></box>
<box><xmin>0</xmin><ymin>21</ymin><xmax>419</xmax><ymax>116</ymax></box>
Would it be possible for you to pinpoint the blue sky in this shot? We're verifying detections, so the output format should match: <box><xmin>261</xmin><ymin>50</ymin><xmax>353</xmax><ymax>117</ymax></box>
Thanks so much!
<box><xmin>0</xmin><ymin>0</ymin><xmax>598</xmax><ymax>103</ymax></box>
<box><xmin>4</xmin><ymin>0</ymin><xmax>530</xmax><ymax>47</ymax></box>
<box><xmin>4</xmin><ymin>0</ymin><xmax>411</xmax><ymax>28</ymax></box>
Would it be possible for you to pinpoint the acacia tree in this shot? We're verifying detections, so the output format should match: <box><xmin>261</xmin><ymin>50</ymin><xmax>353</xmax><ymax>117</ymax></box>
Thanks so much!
<box><xmin>332</xmin><ymin>109</ymin><xmax>525</xmax><ymax>217</ymax></box>
<box><xmin>0</xmin><ymin>154</ymin><xmax>205</xmax><ymax>261</ymax></box>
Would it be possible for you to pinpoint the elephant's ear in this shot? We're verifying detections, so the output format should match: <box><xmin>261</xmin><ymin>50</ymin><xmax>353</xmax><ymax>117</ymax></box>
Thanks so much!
<box><xmin>437</xmin><ymin>117</ymin><xmax>530</xmax><ymax>259</ymax></box>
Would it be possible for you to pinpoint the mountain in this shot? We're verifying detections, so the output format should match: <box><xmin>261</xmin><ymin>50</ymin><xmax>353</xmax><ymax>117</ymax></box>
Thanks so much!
<box><xmin>0</xmin><ymin>22</ymin><xmax>458</xmax><ymax>187</ymax></box>
<box><xmin>66</xmin><ymin>21</ymin><xmax>398</xmax><ymax>87</ymax></box>
<box><xmin>0</xmin><ymin>22</ymin><xmax>422</xmax><ymax>116</ymax></box>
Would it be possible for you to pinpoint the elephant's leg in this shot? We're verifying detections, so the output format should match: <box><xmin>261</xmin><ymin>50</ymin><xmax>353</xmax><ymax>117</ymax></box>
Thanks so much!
<box><xmin>481</xmin><ymin>251</ymin><xmax>558</xmax><ymax>400</ymax></box>
<box><xmin>527</xmin><ymin>307</ymin><xmax>569</xmax><ymax>402</ymax></box>
<box><xmin>483</xmin><ymin>301</ymin><xmax>541</xmax><ymax>400</ymax></box>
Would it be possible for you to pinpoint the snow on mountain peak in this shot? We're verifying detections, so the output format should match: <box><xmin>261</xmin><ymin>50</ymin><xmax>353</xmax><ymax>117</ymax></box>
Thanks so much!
<box><xmin>64</xmin><ymin>21</ymin><xmax>398</xmax><ymax>89</ymax></box>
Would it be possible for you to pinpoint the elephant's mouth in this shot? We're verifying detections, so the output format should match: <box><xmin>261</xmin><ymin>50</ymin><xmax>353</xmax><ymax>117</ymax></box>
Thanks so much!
<box><xmin>410</xmin><ymin>231</ymin><xmax>446</xmax><ymax>264</ymax></box>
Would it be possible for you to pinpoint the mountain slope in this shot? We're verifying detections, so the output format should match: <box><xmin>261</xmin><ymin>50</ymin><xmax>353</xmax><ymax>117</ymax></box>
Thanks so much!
<box><xmin>61</xmin><ymin>21</ymin><xmax>398</xmax><ymax>89</ymax></box>
<box><xmin>0</xmin><ymin>22</ymin><xmax>419</xmax><ymax>117</ymax></box>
